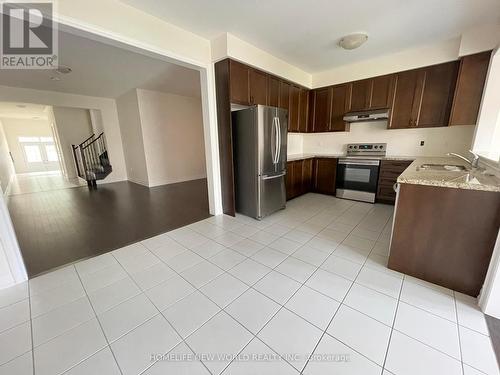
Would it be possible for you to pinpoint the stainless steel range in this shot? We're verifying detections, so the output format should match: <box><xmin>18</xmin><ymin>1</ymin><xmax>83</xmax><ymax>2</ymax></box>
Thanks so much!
<box><xmin>336</xmin><ymin>143</ymin><xmax>387</xmax><ymax>203</ymax></box>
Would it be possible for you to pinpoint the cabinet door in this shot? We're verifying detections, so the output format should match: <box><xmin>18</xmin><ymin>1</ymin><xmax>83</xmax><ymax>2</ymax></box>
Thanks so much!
<box><xmin>268</xmin><ymin>75</ymin><xmax>280</xmax><ymax>107</ymax></box>
<box><xmin>349</xmin><ymin>79</ymin><xmax>370</xmax><ymax>111</ymax></box>
<box><xmin>298</xmin><ymin>88</ymin><xmax>309</xmax><ymax>132</ymax></box>
<box><xmin>289</xmin><ymin>85</ymin><xmax>300</xmax><ymax>132</ymax></box>
<box><xmin>416</xmin><ymin>61</ymin><xmax>459</xmax><ymax>128</ymax></box>
<box><xmin>311</xmin><ymin>87</ymin><xmax>332</xmax><ymax>132</ymax></box>
<box><xmin>449</xmin><ymin>51</ymin><xmax>491</xmax><ymax>126</ymax></box>
<box><xmin>285</xmin><ymin>161</ymin><xmax>294</xmax><ymax>200</ymax></box>
<box><xmin>330</xmin><ymin>84</ymin><xmax>350</xmax><ymax>132</ymax></box>
<box><xmin>389</xmin><ymin>69</ymin><xmax>423</xmax><ymax>129</ymax></box>
<box><xmin>292</xmin><ymin>160</ymin><xmax>303</xmax><ymax>198</ymax></box>
<box><xmin>369</xmin><ymin>74</ymin><xmax>394</xmax><ymax>109</ymax></box>
<box><xmin>302</xmin><ymin>159</ymin><xmax>313</xmax><ymax>193</ymax></box>
<box><xmin>229</xmin><ymin>60</ymin><xmax>250</xmax><ymax>105</ymax></box>
<box><xmin>279</xmin><ymin>81</ymin><xmax>290</xmax><ymax>112</ymax></box>
<box><xmin>313</xmin><ymin>158</ymin><xmax>337</xmax><ymax>195</ymax></box>
<box><xmin>249</xmin><ymin>69</ymin><xmax>268</xmax><ymax>105</ymax></box>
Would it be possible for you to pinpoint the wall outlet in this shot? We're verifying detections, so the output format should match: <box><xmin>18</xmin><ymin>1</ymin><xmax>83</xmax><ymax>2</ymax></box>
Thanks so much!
<box><xmin>420</xmin><ymin>141</ymin><xmax>425</xmax><ymax>146</ymax></box>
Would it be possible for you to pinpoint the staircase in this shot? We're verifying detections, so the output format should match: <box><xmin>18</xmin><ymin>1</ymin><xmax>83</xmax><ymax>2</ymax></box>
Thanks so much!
<box><xmin>72</xmin><ymin>133</ymin><xmax>112</xmax><ymax>189</ymax></box>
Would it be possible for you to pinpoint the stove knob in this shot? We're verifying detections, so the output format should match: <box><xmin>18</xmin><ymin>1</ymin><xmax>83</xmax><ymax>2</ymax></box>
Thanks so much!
<box><xmin>379</xmin><ymin>145</ymin><xmax>384</xmax><ymax>149</ymax></box>
<box><xmin>374</xmin><ymin>145</ymin><xmax>378</xmax><ymax>149</ymax></box>
<box><xmin>354</xmin><ymin>146</ymin><xmax>358</xmax><ymax>149</ymax></box>
<box><xmin>348</xmin><ymin>146</ymin><xmax>352</xmax><ymax>149</ymax></box>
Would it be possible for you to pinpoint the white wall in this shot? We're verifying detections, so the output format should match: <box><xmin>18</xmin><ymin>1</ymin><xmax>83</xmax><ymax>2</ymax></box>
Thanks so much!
<box><xmin>1</xmin><ymin>118</ymin><xmax>54</xmax><ymax>173</ymax></box>
<box><xmin>212</xmin><ymin>33</ymin><xmax>312</xmax><ymax>87</ymax></box>
<box><xmin>52</xmin><ymin>107</ymin><xmax>93</xmax><ymax>179</ymax></box>
<box><xmin>116</xmin><ymin>90</ymin><xmax>149</xmax><ymax>186</ymax></box>
<box><xmin>459</xmin><ymin>23</ymin><xmax>500</xmax><ymax>57</ymax></box>
<box><xmin>312</xmin><ymin>38</ymin><xmax>462</xmax><ymax>88</ymax></box>
<box><xmin>473</xmin><ymin>48</ymin><xmax>500</xmax><ymax>162</ymax></box>
<box><xmin>0</xmin><ymin>85</ymin><xmax>128</xmax><ymax>184</ymax></box>
<box><xmin>136</xmin><ymin>89</ymin><xmax>207</xmax><ymax>186</ymax></box>
<box><xmin>0</xmin><ymin>120</ymin><xmax>14</xmax><ymax>194</ymax></box>
<box><xmin>289</xmin><ymin>121</ymin><xmax>475</xmax><ymax>157</ymax></box>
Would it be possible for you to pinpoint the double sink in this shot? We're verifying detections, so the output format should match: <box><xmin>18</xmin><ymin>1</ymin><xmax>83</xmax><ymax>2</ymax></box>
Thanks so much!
<box><xmin>418</xmin><ymin>163</ymin><xmax>468</xmax><ymax>172</ymax></box>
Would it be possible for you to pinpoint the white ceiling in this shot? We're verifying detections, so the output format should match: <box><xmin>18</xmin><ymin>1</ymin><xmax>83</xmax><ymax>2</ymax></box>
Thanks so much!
<box><xmin>119</xmin><ymin>0</ymin><xmax>500</xmax><ymax>72</ymax></box>
<box><xmin>0</xmin><ymin>30</ymin><xmax>202</xmax><ymax>98</ymax></box>
<box><xmin>0</xmin><ymin>103</ymin><xmax>49</xmax><ymax>120</ymax></box>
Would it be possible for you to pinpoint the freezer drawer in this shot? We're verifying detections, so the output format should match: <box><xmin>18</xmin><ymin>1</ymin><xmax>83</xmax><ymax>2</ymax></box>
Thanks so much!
<box><xmin>258</xmin><ymin>173</ymin><xmax>286</xmax><ymax>219</ymax></box>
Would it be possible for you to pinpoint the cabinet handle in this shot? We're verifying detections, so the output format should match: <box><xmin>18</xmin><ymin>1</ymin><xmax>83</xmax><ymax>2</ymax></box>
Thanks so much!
<box><xmin>393</xmin><ymin>183</ymin><xmax>398</xmax><ymax>192</ymax></box>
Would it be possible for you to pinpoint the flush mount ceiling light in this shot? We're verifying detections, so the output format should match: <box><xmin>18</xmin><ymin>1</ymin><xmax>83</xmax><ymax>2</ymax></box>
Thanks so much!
<box><xmin>338</xmin><ymin>33</ymin><xmax>368</xmax><ymax>50</ymax></box>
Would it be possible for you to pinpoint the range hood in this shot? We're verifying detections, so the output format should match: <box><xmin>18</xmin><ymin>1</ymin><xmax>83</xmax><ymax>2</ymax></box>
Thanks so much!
<box><xmin>343</xmin><ymin>108</ymin><xmax>389</xmax><ymax>123</ymax></box>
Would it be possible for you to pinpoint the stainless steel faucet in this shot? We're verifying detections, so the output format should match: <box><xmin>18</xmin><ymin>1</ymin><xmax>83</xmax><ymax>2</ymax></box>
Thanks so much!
<box><xmin>446</xmin><ymin>150</ymin><xmax>480</xmax><ymax>168</ymax></box>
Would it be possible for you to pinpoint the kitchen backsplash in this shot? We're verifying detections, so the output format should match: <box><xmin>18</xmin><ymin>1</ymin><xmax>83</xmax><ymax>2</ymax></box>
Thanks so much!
<box><xmin>288</xmin><ymin>121</ymin><xmax>476</xmax><ymax>157</ymax></box>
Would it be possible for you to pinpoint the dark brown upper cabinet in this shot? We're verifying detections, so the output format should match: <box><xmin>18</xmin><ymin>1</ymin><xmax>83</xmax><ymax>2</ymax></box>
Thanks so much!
<box><xmin>389</xmin><ymin>68</ymin><xmax>422</xmax><ymax>129</ymax></box>
<box><xmin>389</xmin><ymin>61</ymin><xmax>459</xmax><ymax>129</ymax></box>
<box><xmin>349</xmin><ymin>79</ymin><xmax>371</xmax><ymax>111</ymax></box>
<box><xmin>331</xmin><ymin>84</ymin><xmax>351</xmax><ymax>132</ymax></box>
<box><xmin>279</xmin><ymin>81</ymin><xmax>291</xmax><ymax>111</ymax></box>
<box><xmin>347</xmin><ymin>75</ymin><xmax>394</xmax><ymax>112</ymax></box>
<box><xmin>249</xmin><ymin>69</ymin><xmax>268</xmax><ymax>105</ymax></box>
<box><xmin>268</xmin><ymin>75</ymin><xmax>280</xmax><ymax>107</ymax></box>
<box><xmin>369</xmin><ymin>74</ymin><xmax>395</xmax><ymax>109</ymax></box>
<box><xmin>229</xmin><ymin>60</ymin><xmax>250</xmax><ymax>105</ymax></box>
<box><xmin>289</xmin><ymin>84</ymin><xmax>301</xmax><ymax>132</ymax></box>
<box><xmin>310</xmin><ymin>87</ymin><xmax>332</xmax><ymax>132</ymax></box>
<box><xmin>449</xmin><ymin>51</ymin><xmax>491</xmax><ymax>126</ymax></box>
<box><xmin>416</xmin><ymin>61</ymin><xmax>459</xmax><ymax>128</ymax></box>
<box><xmin>298</xmin><ymin>88</ymin><xmax>309</xmax><ymax>132</ymax></box>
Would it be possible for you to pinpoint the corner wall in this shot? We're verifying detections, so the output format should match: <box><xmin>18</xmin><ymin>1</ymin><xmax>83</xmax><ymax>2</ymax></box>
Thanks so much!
<box><xmin>136</xmin><ymin>89</ymin><xmax>207</xmax><ymax>186</ymax></box>
<box><xmin>116</xmin><ymin>90</ymin><xmax>149</xmax><ymax>186</ymax></box>
<box><xmin>52</xmin><ymin>107</ymin><xmax>93</xmax><ymax>179</ymax></box>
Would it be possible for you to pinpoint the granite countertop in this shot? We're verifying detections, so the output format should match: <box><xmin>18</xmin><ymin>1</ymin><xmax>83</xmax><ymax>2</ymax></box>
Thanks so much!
<box><xmin>398</xmin><ymin>156</ymin><xmax>500</xmax><ymax>192</ymax></box>
<box><xmin>287</xmin><ymin>153</ymin><xmax>416</xmax><ymax>162</ymax></box>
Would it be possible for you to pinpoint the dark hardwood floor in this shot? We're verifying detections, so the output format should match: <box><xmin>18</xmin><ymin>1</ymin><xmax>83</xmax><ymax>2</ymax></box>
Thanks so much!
<box><xmin>8</xmin><ymin>179</ymin><xmax>210</xmax><ymax>277</ymax></box>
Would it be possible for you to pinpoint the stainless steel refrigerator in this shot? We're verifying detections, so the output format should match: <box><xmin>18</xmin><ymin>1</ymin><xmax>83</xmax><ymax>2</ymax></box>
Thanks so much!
<box><xmin>232</xmin><ymin>105</ymin><xmax>288</xmax><ymax>220</ymax></box>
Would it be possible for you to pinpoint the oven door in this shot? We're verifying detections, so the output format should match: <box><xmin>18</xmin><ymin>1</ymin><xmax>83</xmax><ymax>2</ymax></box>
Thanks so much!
<box><xmin>336</xmin><ymin>158</ymin><xmax>380</xmax><ymax>202</ymax></box>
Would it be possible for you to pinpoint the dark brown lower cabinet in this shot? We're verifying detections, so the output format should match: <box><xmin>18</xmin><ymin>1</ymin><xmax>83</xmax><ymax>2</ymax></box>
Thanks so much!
<box><xmin>389</xmin><ymin>183</ymin><xmax>500</xmax><ymax>296</ymax></box>
<box><xmin>376</xmin><ymin>159</ymin><xmax>413</xmax><ymax>204</ymax></box>
<box><xmin>285</xmin><ymin>158</ymin><xmax>316</xmax><ymax>200</ymax></box>
<box><xmin>312</xmin><ymin>158</ymin><xmax>337</xmax><ymax>195</ymax></box>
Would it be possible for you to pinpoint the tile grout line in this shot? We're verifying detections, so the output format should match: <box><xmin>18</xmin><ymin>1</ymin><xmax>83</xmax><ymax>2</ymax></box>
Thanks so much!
<box><xmin>73</xmin><ymin>265</ymin><xmax>125</xmax><ymax>375</ymax></box>
<box><xmin>297</xmin><ymin>205</ymin><xmax>391</xmax><ymax>373</ymax></box>
<box><xmin>380</xmin><ymin>273</ymin><xmax>405</xmax><ymax>373</ymax></box>
<box><xmin>222</xmin><ymin>202</ymin><xmax>381</xmax><ymax>374</ymax></box>
<box><xmin>28</xmin><ymin>281</ymin><xmax>35</xmax><ymax>375</ymax></box>
<box><xmin>110</xmin><ymin>251</ymin><xmax>216</xmax><ymax>375</ymax></box>
<box><xmin>454</xmin><ymin>292</ymin><xmax>466</xmax><ymax>375</ymax></box>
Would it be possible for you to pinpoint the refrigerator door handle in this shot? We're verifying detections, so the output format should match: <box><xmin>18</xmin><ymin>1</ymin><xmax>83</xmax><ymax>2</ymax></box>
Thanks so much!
<box><xmin>262</xmin><ymin>172</ymin><xmax>286</xmax><ymax>180</ymax></box>
<box><xmin>273</xmin><ymin>117</ymin><xmax>280</xmax><ymax>164</ymax></box>
<box><xmin>277</xmin><ymin>117</ymin><xmax>281</xmax><ymax>163</ymax></box>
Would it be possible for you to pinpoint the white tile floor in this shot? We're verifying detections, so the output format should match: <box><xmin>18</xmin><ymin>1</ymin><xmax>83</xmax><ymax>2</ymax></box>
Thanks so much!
<box><xmin>0</xmin><ymin>193</ymin><xmax>498</xmax><ymax>375</ymax></box>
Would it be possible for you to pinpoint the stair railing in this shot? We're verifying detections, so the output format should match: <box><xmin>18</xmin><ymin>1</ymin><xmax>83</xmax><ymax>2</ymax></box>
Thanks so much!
<box><xmin>72</xmin><ymin>132</ymin><xmax>108</xmax><ymax>181</ymax></box>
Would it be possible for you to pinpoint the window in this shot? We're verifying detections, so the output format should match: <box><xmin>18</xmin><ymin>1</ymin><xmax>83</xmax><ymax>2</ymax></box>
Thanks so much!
<box><xmin>18</xmin><ymin>136</ymin><xmax>58</xmax><ymax>164</ymax></box>
<box><xmin>473</xmin><ymin>48</ymin><xmax>500</xmax><ymax>163</ymax></box>
<box><xmin>23</xmin><ymin>145</ymin><xmax>42</xmax><ymax>163</ymax></box>
<box><xmin>45</xmin><ymin>145</ymin><xmax>58</xmax><ymax>162</ymax></box>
